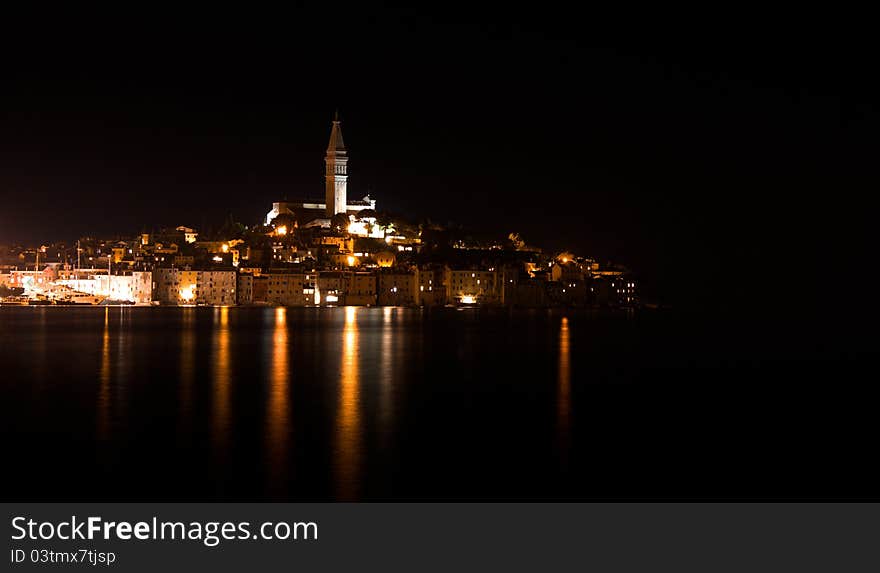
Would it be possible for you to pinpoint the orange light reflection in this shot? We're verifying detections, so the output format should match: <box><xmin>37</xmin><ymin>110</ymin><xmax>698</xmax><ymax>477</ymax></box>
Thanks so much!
<box><xmin>335</xmin><ymin>306</ymin><xmax>361</xmax><ymax>500</ymax></box>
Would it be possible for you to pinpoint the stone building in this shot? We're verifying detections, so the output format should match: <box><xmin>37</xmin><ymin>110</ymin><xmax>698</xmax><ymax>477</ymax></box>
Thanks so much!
<box><xmin>378</xmin><ymin>270</ymin><xmax>419</xmax><ymax>306</ymax></box>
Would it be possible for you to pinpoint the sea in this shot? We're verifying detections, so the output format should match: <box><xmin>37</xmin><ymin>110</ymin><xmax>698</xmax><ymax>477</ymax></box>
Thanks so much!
<box><xmin>0</xmin><ymin>305</ymin><xmax>875</xmax><ymax>501</ymax></box>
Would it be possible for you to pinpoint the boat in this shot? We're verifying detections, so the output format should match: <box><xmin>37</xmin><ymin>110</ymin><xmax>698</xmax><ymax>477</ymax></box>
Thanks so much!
<box><xmin>68</xmin><ymin>293</ymin><xmax>107</xmax><ymax>305</ymax></box>
<box><xmin>56</xmin><ymin>291</ymin><xmax>107</xmax><ymax>305</ymax></box>
<box><xmin>46</xmin><ymin>284</ymin><xmax>107</xmax><ymax>305</ymax></box>
<box><xmin>0</xmin><ymin>295</ymin><xmax>30</xmax><ymax>306</ymax></box>
<box><xmin>99</xmin><ymin>299</ymin><xmax>134</xmax><ymax>306</ymax></box>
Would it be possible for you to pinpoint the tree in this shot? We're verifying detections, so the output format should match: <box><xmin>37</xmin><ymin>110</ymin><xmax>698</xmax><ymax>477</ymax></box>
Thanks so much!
<box><xmin>0</xmin><ymin>285</ymin><xmax>24</xmax><ymax>297</ymax></box>
<box><xmin>376</xmin><ymin>212</ymin><xmax>395</xmax><ymax>232</ymax></box>
<box><xmin>508</xmin><ymin>232</ymin><xmax>526</xmax><ymax>250</ymax></box>
<box><xmin>272</xmin><ymin>213</ymin><xmax>297</xmax><ymax>233</ymax></box>
<box><xmin>331</xmin><ymin>212</ymin><xmax>351</xmax><ymax>233</ymax></box>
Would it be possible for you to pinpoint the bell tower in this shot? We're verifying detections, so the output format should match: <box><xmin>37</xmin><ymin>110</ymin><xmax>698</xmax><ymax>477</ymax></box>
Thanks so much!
<box><xmin>325</xmin><ymin>112</ymin><xmax>348</xmax><ymax>216</ymax></box>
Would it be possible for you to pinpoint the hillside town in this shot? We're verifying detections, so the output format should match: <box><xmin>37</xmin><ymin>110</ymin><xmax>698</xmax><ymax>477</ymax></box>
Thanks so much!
<box><xmin>0</xmin><ymin>118</ymin><xmax>638</xmax><ymax>308</ymax></box>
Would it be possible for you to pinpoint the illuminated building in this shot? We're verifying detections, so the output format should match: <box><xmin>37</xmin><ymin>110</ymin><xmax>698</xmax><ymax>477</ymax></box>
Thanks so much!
<box><xmin>237</xmin><ymin>273</ymin><xmax>255</xmax><ymax>304</ymax></box>
<box><xmin>325</xmin><ymin>112</ymin><xmax>348</xmax><ymax>216</ymax></box>
<box><xmin>200</xmin><ymin>270</ymin><xmax>237</xmax><ymax>305</ymax></box>
<box><xmin>238</xmin><ymin>273</ymin><xmax>271</xmax><ymax>305</ymax></box>
<box><xmin>591</xmin><ymin>276</ymin><xmax>639</xmax><ymax>307</ymax></box>
<box><xmin>550</xmin><ymin>261</ymin><xmax>585</xmax><ymax>284</ymax></box>
<box><xmin>346</xmin><ymin>219</ymin><xmax>384</xmax><ymax>239</ymax></box>
<box><xmin>153</xmin><ymin>268</ymin><xmax>236</xmax><ymax>305</ymax></box>
<box><xmin>264</xmin><ymin>272</ymin><xmax>312</xmax><ymax>306</ymax></box>
<box><xmin>264</xmin><ymin>115</ymin><xmax>377</xmax><ymax>227</ymax></box>
<box><xmin>318</xmin><ymin>235</ymin><xmax>355</xmax><ymax>253</ymax></box>
<box><xmin>175</xmin><ymin>226</ymin><xmax>199</xmax><ymax>243</ymax></box>
<box><xmin>444</xmin><ymin>268</ymin><xmax>502</xmax><ymax>305</ymax></box>
<box><xmin>54</xmin><ymin>271</ymin><xmax>153</xmax><ymax>303</ymax></box>
<box><xmin>153</xmin><ymin>268</ymin><xmax>198</xmax><ymax>304</ymax></box>
<box><xmin>548</xmin><ymin>261</ymin><xmax>588</xmax><ymax>306</ymax></box>
<box><xmin>417</xmin><ymin>267</ymin><xmax>444</xmax><ymax>306</ymax></box>
<box><xmin>345</xmin><ymin>272</ymin><xmax>377</xmax><ymax>306</ymax></box>
<box><xmin>377</xmin><ymin>270</ymin><xmax>419</xmax><ymax>306</ymax></box>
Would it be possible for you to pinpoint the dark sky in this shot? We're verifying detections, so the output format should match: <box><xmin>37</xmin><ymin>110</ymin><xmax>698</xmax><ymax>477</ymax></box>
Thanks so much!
<box><xmin>0</xmin><ymin>8</ymin><xmax>876</xmax><ymax>307</ymax></box>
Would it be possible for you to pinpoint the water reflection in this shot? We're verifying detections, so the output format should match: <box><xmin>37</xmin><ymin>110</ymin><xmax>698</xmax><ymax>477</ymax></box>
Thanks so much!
<box><xmin>335</xmin><ymin>306</ymin><xmax>362</xmax><ymax>500</ymax></box>
<box><xmin>557</xmin><ymin>317</ymin><xmax>571</xmax><ymax>462</ymax></box>
<box><xmin>212</xmin><ymin>307</ymin><xmax>231</xmax><ymax>470</ymax></box>
<box><xmin>178</xmin><ymin>307</ymin><xmax>196</xmax><ymax>439</ymax></box>
<box><xmin>379</xmin><ymin>307</ymin><xmax>393</xmax><ymax>440</ymax></box>
<box><xmin>3</xmin><ymin>305</ymin><xmax>635</xmax><ymax>500</ymax></box>
<box><xmin>97</xmin><ymin>307</ymin><xmax>111</xmax><ymax>442</ymax></box>
<box><xmin>114</xmin><ymin>308</ymin><xmax>130</xmax><ymax>413</ymax></box>
<box><xmin>34</xmin><ymin>308</ymin><xmax>48</xmax><ymax>388</ymax></box>
<box><xmin>266</xmin><ymin>307</ymin><xmax>291</xmax><ymax>493</ymax></box>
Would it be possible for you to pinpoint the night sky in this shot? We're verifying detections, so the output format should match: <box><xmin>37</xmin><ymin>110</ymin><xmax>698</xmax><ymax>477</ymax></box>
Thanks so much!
<box><xmin>0</xmin><ymin>8</ymin><xmax>876</xmax><ymax>309</ymax></box>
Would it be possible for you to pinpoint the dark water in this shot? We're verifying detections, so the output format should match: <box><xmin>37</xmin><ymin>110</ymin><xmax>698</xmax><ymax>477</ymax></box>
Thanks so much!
<box><xmin>1</xmin><ymin>305</ymin><xmax>877</xmax><ymax>500</ymax></box>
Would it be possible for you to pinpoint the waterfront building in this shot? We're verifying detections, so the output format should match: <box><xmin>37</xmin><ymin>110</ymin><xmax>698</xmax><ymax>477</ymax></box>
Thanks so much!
<box><xmin>1</xmin><ymin>267</ymin><xmax>58</xmax><ymax>290</ymax></box>
<box><xmin>153</xmin><ymin>268</ymin><xmax>198</xmax><ymax>304</ymax></box>
<box><xmin>200</xmin><ymin>270</ymin><xmax>237</xmax><ymax>305</ymax></box>
<box><xmin>510</xmin><ymin>280</ymin><xmax>548</xmax><ymax>307</ymax></box>
<box><xmin>237</xmin><ymin>273</ymin><xmax>254</xmax><ymax>305</ymax></box>
<box><xmin>238</xmin><ymin>273</ymin><xmax>270</xmax><ymax>305</ymax></box>
<box><xmin>378</xmin><ymin>270</ymin><xmax>419</xmax><ymax>306</ymax></box>
<box><xmin>417</xmin><ymin>267</ymin><xmax>444</xmax><ymax>306</ymax></box>
<box><xmin>316</xmin><ymin>271</ymin><xmax>346</xmax><ymax>304</ymax></box>
<box><xmin>591</xmin><ymin>276</ymin><xmax>639</xmax><ymax>307</ymax></box>
<box><xmin>153</xmin><ymin>268</ymin><xmax>236</xmax><ymax>305</ymax></box>
<box><xmin>548</xmin><ymin>262</ymin><xmax>588</xmax><ymax>306</ymax></box>
<box><xmin>444</xmin><ymin>268</ymin><xmax>502</xmax><ymax>305</ymax></box>
<box><xmin>345</xmin><ymin>272</ymin><xmax>377</xmax><ymax>306</ymax></box>
<box><xmin>265</xmin><ymin>272</ymin><xmax>311</xmax><ymax>306</ymax></box>
<box><xmin>51</xmin><ymin>270</ymin><xmax>152</xmax><ymax>303</ymax></box>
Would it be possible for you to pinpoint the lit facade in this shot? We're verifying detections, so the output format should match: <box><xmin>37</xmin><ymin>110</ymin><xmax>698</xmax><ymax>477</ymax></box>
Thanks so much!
<box><xmin>265</xmin><ymin>273</ymin><xmax>312</xmax><ymax>306</ymax></box>
<box><xmin>325</xmin><ymin>114</ymin><xmax>348</xmax><ymax>216</ymax></box>
<box><xmin>378</xmin><ymin>271</ymin><xmax>419</xmax><ymax>306</ymax></box>
<box><xmin>153</xmin><ymin>268</ymin><xmax>236</xmax><ymax>305</ymax></box>
<box><xmin>345</xmin><ymin>273</ymin><xmax>377</xmax><ymax>306</ymax></box>
<box><xmin>444</xmin><ymin>269</ymin><xmax>502</xmax><ymax>305</ymax></box>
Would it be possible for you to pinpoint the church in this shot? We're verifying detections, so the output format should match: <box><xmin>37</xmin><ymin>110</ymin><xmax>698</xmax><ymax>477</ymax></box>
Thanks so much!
<box><xmin>264</xmin><ymin>115</ymin><xmax>378</xmax><ymax>230</ymax></box>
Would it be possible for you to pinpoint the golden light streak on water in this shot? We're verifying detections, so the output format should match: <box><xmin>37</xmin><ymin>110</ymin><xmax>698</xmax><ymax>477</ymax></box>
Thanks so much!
<box><xmin>178</xmin><ymin>307</ymin><xmax>196</xmax><ymax>438</ymax></box>
<box><xmin>212</xmin><ymin>306</ymin><xmax>231</xmax><ymax>474</ymax></box>
<box><xmin>379</xmin><ymin>306</ymin><xmax>394</xmax><ymax>440</ymax></box>
<box><xmin>266</xmin><ymin>307</ymin><xmax>291</xmax><ymax>493</ymax></box>
<box><xmin>336</xmin><ymin>306</ymin><xmax>362</xmax><ymax>500</ymax></box>
<box><xmin>97</xmin><ymin>306</ymin><xmax>111</xmax><ymax>442</ymax></box>
<box><xmin>557</xmin><ymin>316</ymin><xmax>571</xmax><ymax>463</ymax></box>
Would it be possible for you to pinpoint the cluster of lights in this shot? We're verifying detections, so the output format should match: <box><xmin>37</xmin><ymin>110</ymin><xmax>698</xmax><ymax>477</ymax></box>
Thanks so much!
<box><xmin>179</xmin><ymin>286</ymin><xmax>195</xmax><ymax>302</ymax></box>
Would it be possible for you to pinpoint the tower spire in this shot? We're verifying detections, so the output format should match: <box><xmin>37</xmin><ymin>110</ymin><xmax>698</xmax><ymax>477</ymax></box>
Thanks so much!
<box><xmin>325</xmin><ymin>113</ymin><xmax>348</xmax><ymax>216</ymax></box>
<box><xmin>327</xmin><ymin>114</ymin><xmax>346</xmax><ymax>153</ymax></box>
